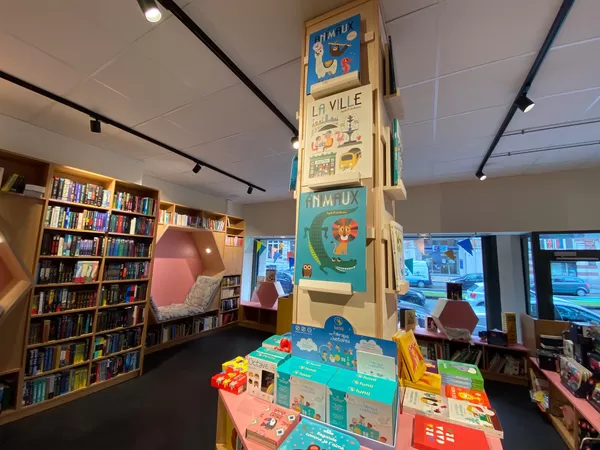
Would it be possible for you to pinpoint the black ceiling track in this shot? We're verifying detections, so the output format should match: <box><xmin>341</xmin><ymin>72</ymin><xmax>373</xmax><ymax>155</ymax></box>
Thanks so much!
<box><xmin>158</xmin><ymin>0</ymin><xmax>298</xmax><ymax>136</ymax></box>
<box><xmin>476</xmin><ymin>0</ymin><xmax>575</xmax><ymax>176</ymax></box>
<box><xmin>0</xmin><ymin>70</ymin><xmax>266</xmax><ymax>192</ymax></box>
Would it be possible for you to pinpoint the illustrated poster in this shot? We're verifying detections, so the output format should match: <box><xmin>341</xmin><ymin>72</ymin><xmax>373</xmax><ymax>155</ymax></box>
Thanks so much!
<box><xmin>291</xmin><ymin>316</ymin><xmax>397</xmax><ymax>372</ymax></box>
<box><xmin>306</xmin><ymin>14</ymin><xmax>361</xmax><ymax>95</ymax></box>
<box><xmin>295</xmin><ymin>187</ymin><xmax>366</xmax><ymax>292</ymax></box>
<box><xmin>302</xmin><ymin>85</ymin><xmax>373</xmax><ymax>186</ymax></box>
<box><xmin>389</xmin><ymin>220</ymin><xmax>405</xmax><ymax>290</ymax></box>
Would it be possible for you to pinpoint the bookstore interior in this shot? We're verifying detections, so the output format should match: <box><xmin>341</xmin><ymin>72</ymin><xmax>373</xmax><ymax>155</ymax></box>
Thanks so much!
<box><xmin>0</xmin><ymin>0</ymin><xmax>599</xmax><ymax>449</ymax></box>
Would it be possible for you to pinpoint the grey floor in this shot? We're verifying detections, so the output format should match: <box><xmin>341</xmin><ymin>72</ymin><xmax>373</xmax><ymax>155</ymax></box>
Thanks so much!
<box><xmin>0</xmin><ymin>326</ymin><xmax>567</xmax><ymax>449</ymax></box>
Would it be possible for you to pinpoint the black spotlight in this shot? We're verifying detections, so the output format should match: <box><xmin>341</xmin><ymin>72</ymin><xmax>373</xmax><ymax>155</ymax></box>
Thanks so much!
<box><xmin>90</xmin><ymin>118</ymin><xmax>101</xmax><ymax>133</ymax></box>
<box><xmin>515</xmin><ymin>94</ymin><xmax>535</xmax><ymax>113</ymax></box>
<box><xmin>291</xmin><ymin>136</ymin><xmax>300</xmax><ymax>150</ymax></box>
<box><xmin>476</xmin><ymin>170</ymin><xmax>487</xmax><ymax>181</ymax></box>
<box><xmin>247</xmin><ymin>186</ymin><xmax>253</xmax><ymax>195</ymax></box>
<box><xmin>137</xmin><ymin>0</ymin><xmax>162</xmax><ymax>22</ymax></box>
<box><xmin>192</xmin><ymin>163</ymin><xmax>201</xmax><ymax>174</ymax></box>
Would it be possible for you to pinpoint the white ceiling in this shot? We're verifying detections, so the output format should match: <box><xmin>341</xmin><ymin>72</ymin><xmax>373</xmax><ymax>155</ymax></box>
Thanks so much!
<box><xmin>0</xmin><ymin>0</ymin><xmax>599</xmax><ymax>203</ymax></box>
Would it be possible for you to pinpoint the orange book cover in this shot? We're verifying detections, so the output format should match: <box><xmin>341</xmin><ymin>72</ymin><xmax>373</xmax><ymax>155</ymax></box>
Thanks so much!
<box><xmin>445</xmin><ymin>385</ymin><xmax>491</xmax><ymax>407</ymax></box>
<box><xmin>393</xmin><ymin>329</ymin><xmax>426</xmax><ymax>382</ymax></box>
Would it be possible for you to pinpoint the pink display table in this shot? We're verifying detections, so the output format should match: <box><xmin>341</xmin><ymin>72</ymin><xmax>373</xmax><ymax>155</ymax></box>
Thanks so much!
<box><xmin>216</xmin><ymin>390</ymin><xmax>503</xmax><ymax>449</ymax></box>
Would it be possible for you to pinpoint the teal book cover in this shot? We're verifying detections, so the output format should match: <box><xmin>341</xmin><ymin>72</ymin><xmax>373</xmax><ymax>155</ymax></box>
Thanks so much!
<box><xmin>294</xmin><ymin>187</ymin><xmax>367</xmax><ymax>292</ymax></box>
<box><xmin>280</xmin><ymin>420</ymin><xmax>360</xmax><ymax>450</ymax></box>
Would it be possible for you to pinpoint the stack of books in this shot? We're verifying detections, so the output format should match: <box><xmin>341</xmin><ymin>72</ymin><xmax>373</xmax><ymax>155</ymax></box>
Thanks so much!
<box><xmin>438</xmin><ymin>360</ymin><xmax>484</xmax><ymax>391</ymax></box>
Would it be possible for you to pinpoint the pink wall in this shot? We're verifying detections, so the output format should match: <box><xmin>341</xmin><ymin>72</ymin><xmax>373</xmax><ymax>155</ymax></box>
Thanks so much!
<box><xmin>151</xmin><ymin>231</ymin><xmax>204</xmax><ymax>306</ymax></box>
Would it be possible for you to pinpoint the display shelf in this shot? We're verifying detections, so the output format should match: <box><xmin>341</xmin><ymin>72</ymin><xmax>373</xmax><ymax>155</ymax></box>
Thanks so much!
<box><xmin>104</xmin><ymin>256</ymin><xmax>152</xmax><ymax>260</ymax></box>
<box><xmin>23</xmin><ymin>360</ymin><xmax>90</xmax><ymax>380</ymax></box>
<box><xmin>101</xmin><ymin>278</ymin><xmax>149</xmax><ymax>284</ymax></box>
<box><xmin>92</xmin><ymin>346</ymin><xmax>142</xmax><ymax>362</ymax></box>
<box><xmin>31</xmin><ymin>306</ymin><xmax>97</xmax><ymax>318</ymax></box>
<box><xmin>107</xmin><ymin>232</ymin><xmax>153</xmax><ymax>239</ymax></box>
<box><xmin>27</xmin><ymin>333</ymin><xmax>94</xmax><ymax>349</ymax></box>
<box><xmin>95</xmin><ymin>323</ymin><xmax>144</xmax><ymax>336</ymax></box>
<box><xmin>22</xmin><ymin>385</ymin><xmax>88</xmax><ymax>410</ymax></box>
<box><xmin>144</xmin><ymin>324</ymin><xmax>231</xmax><ymax>355</ymax></box>
<box><xmin>480</xmin><ymin>370</ymin><xmax>528</xmax><ymax>386</ymax></box>
<box><xmin>88</xmin><ymin>368</ymin><xmax>140</xmax><ymax>388</ymax></box>
<box><xmin>383</xmin><ymin>183</ymin><xmax>407</xmax><ymax>201</ymax></box>
<box><xmin>0</xmin><ymin>190</ymin><xmax>44</xmax><ymax>202</ymax></box>
<box><xmin>98</xmin><ymin>300</ymin><xmax>146</xmax><ymax>309</ymax></box>
<box><xmin>550</xmin><ymin>415</ymin><xmax>576</xmax><ymax>450</ymax></box>
<box><xmin>38</xmin><ymin>255</ymin><xmax>103</xmax><ymax>260</ymax></box>
<box><xmin>111</xmin><ymin>208</ymin><xmax>155</xmax><ymax>218</ymax></box>
<box><xmin>34</xmin><ymin>281</ymin><xmax>99</xmax><ymax>288</ymax></box>
<box><xmin>0</xmin><ymin>368</ymin><xmax>20</xmax><ymax>377</ymax></box>
<box><xmin>413</xmin><ymin>327</ymin><xmax>528</xmax><ymax>352</ymax></box>
<box><xmin>47</xmin><ymin>198</ymin><xmax>109</xmax><ymax>211</ymax></box>
<box><xmin>44</xmin><ymin>227</ymin><xmax>106</xmax><ymax>235</ymax></box>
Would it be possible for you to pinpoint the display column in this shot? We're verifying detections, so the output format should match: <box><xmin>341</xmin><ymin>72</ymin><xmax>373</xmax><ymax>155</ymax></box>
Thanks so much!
<box><xmin>293</xmin><ymin>0</ymin><xmax>407</xmax><ymax>339</ymax></box>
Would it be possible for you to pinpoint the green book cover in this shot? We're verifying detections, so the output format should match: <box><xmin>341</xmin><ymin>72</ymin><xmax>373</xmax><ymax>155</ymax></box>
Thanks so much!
<box><xmin>438</xmin><ymin>360</ymin><xmax>483</xmax><ymax>382</ymax></box>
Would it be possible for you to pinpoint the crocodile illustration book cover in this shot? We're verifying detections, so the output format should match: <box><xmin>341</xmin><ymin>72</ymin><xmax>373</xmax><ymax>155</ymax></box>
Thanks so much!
<box><xmin>295</xmin><ymin>187</ymin><xmax>366</xmax><ymax>292</ymax></box>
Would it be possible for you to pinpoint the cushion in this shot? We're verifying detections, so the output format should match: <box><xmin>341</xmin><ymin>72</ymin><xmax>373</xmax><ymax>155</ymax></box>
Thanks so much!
<box><xmin>184</xmin><ymin>275</ymin><xmax>221</xmax><ymax>311</ymax></box>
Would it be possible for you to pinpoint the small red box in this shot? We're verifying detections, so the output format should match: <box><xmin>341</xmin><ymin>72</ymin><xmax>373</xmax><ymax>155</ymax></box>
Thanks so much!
<box><xmin>413</xmin><ymin>415</ymin><xmax>489</xmax><ymax>450</ymax></box>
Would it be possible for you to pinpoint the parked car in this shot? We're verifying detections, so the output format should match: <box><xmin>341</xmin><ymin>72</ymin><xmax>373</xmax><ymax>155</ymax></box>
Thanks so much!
<box><xmin>405</xmin><ymin>261</ymin><xmax>433</xmax><ymax>288</ymax></box>
<box><xmin>398</xmin><ymin>289</ymin><xmax>427</xmax><ymax>307</ymax></box>
<box><xmin>530</xmin><ymin>290</ymin><xmax>600</xmax><ymax>323</ymax></box>
<box><xmin>552</xmin><ymin>276</ymin><xmax>590</xmax><ymax>296</ymax></box>
<box><xmin>276</xmin><ymin>271</ymin><xmax>293</xmax><ymax>295</ymax></box>
<box><xmin>451</xmin><ymin>273</ymin><xmax>484</xmax><ymax>291</ymax></box>
<box><xmin>466</xmin><ymin>283</ymin><xmax>485</xmax><ymax>305</ymax></box>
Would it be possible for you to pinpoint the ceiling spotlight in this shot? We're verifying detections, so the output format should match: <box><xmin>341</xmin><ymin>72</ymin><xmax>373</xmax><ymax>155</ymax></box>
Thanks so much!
<box><xmin>137</xmin><ymin>0</ymin><xmax>162</xmax><ymax>23</ymax></box>
<box><xmin>192</xmin><ymin>163</ymin><xmax>201</xmax><ymax>174</ymax></box>
<box><xmin>476</xmin><ymin>170</ymin><xmax>487</xmax><ymax>181</ymax></box>
<box><xmin>90</xmin><ymin>118</ymin><xmax>101</xmax><ymax>133</ymax></box>
<box><xmin>205</xmin><ymin>248</ymin><xmax>212</xmax><ymax>254</ymax></box>
<box><xmin>291</xmin><ymin>136</ymin><xmax>300</xmax><ymax>150</ymax></box>
<box><xmin>515</xmin><ymin>94</ymin><xmax>535</xmax><ymax>113</ymax></box>
<box><xmin>247</xmin><ymin>186</ymin><xmax>253</xmax><ymax>195</ymax></box>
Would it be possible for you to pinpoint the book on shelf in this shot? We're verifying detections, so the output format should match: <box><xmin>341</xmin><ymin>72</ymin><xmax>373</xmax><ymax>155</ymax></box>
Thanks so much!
<box><xmin>159</xmin><ymin>209</ymin><xmax>171</xmax><ymax>224</ymax></box>
<box><xmin>44</xmin><ymin>206</ymin><xmax>109</xmax><ymax>231</ymax></box>
<box><xmin>23</xmin><ymin>184</ymin><xmax>45</xmax><ymax>199</ymax></box>
<box><xmin>221</xmin><ymin>275</ymin><xmax>241</xmax><ymax>287</ymax></box>
<box><xmin>246</xmin><ymin>405</ymin><xmax>299</xmax><ymax>450</ymax></box>
<box><xmin>37</xmin><ymin>260</ymin><xmax>99</xmax><ymax>285</ymax></box>
<box><xmin>225</xmin><ymin>235</ymin><xmax>244</xmax><ymax>246</ymax></box>
<box><xmin>221</xmin><ymin>298</ymin><xmax>238</xmax><ymax>312</ymax></box>
<box><xmin>41</xmin><ymin>233</ymin><xmax>103</xmax><ymax>257</ymax></box>
<box><xmin>32</xmin><ymin>288</ymin><xmax>97</xmax><ymax>315</ymax></box>
<box><xmin>103</xmin><ymin>261</ymin><xmax>150</xmax><ymax>281</ymax></box>
<box><xmin>22</xmin><ymin>366</ymin><xmax>88</xmax><ymax>406</ymax></box>
<box><xmin>1</xmin><ymin>173</ymin><xmax>26</xmax><ymax>193</ymax></box>
<box><xmin>105</xmin><ymin>237</ymin><xmax>152</xmax><ymax>257</ymax></box>
<box><xmin>25</xmin><ymin>340</ymin><xmax>90</xmax><ymax>376</ymax></box>
<box><xmin>100</xmin><ymin>283</ymin><xmax>147</xmax><ymax>306</ymax></box>
<box><xmin>50</xmin><ymin>177</ymin><xmax>111</xmax><ymax>207</ymax></box>
<box><xmin>221</xmin><ymin>287</ymin><xmax>239</xmax><ymax>298</ymax></box>
<box><xmin>93</xmin><ymin>328</ymin><xmax>141</xmax><ymax>359</ymax></box>
<box><xmin>28</xmin><ymin>313</ymin><xmax>94</xmax><ymax>345</ymax></box>
<box><xmin>112</xmin><ymin>191</ymin><xmax>156</xmax><ymax>216</ymax></box>
<box><xmin>486</xmin><ymin>353</ymin><xmax>524</xmax><ymax>376</ymax></box>
<box><xmin>0</xmin><ymin>383</ymin><xmax>14</xmax><ymax>412</ymax></box>
<box><xmin>90</xmin><ymin>350</ymin><xmax>140</xmax><ymax>385</ymax></box>
<box><xmin>96</xmin><ymin>305</ymin><xmax>144</xmax><ymax>332</ymax></box>
<box><xmin>220</xmin><ymin>310</ymin><xmax>238</xmax><ymax>326</ymax></box>
<box><xmin>108</xmin><ymin>214</ymin><xmax>154</xmax><ymax>236</ymax></box>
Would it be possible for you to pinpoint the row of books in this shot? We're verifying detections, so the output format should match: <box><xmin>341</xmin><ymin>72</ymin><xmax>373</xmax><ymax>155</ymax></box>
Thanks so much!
<box><xmin>113</xmin><ymin>191</ymin><xmax>156</xmax><ymax>216</ymax></box>
<box><xmin>26</xmin><ymin>340</ymin><xmax>89</xmax><ymax>376</ymax></box>
<box><xmin>1</xmin><ymin>173</ymin><xmax>27</xmax><ymax>193</ymax></box>
<box><xmin>418</xmin><ymin>340</ymin><xmax>451</xmax><ymax>361</ymax></box>
<box><xmin>40</xmin><ymin>233</ymin><xmax>103</xmax><ymax>257</ymax></box>
<box><xmin>221</xmin><ymin>287</ymin><xmax>239</xmax><ymax>299</ymax></box>
<box><xmin>50</xmin><ymin>177</ymin><xmax>110</xmax><ymax>208</ymax></box>
<box><xmin>28</xmin><ymin>313</ymin><xmax>94</xmax><ymax>345</ymax></box>
<box><xmin>103</xmin><ymin>261</ymin><xmax>150</xmax><ymax>281</ymax></box>
<box><xmin>22</xmin><ymin>367</ymin><xmax>88</xmax><ymax>406</ymax></box>
<box><xmin>96</xmin><ymin>306</ymin><xmax>144</xmax><ymax>332</ymax></box>
<box><xmin>220</xmin><ymin>310</ymin><xmax>238</xmax><ymax>326</ymax></box>
<box><xmin>0</xmin><ymin>383</ymin><xmax>14</xmax><ymax>412</ymax></box>
<box><xmin>221</xmin><ymin>275</ymin><xmax>241</xmax><ymax>287</ymax></box>
<box><xmin>158</xmin><ymin>209</ymin><xmax>171</xmax><ymax>224</ymax></box>
<box><xmin>90</xmin><ymin>350</ymin><xmax>140</xmax><ymax>385</ymax></box>
<box><xmin>45</xmin><ymin>206</ymin><xmax>109</xmax><ymax>232</ymax></box>
<box><xmin>36</xmin><ymin>260</ymin><xmax>100</xmax><ymax>285</ymax></box>
<box><xmin>221</xmin><ymin>298</ymin><xmax>238</xmax><ymax>312</ymax></box>
<box><xmin>172</xmin><ymin>212</ymin><xmax>203</xmax><ymax>228</ymax></box>
<box><xmin>160</xmin><ymin>322</ymin><xmax>191</xmax><ymax>343</ymax></box>
<box><xmin>105</xmin><ymin>238</ymin><xmax>152</xmax><ymax>257</ymax></box>
<box><xmin>107</xmin><ymin>215</ymin><xmax>154</xmax><ymax>236</ymax></box>
<box><xmin>100</xmin><ymin>284</ymin><xmax>147</xmax><ymax>306</ymax></box>
<box><xmin>449</xmin><ymin>347</ymin><xmax>483</xmax><ymax>367</ymax></box>
<box><xmin>225</xmin><ymin>235</ymin><xmax>243</xmax><ymax>246</ymax></box>
<box><xmin>487</xmin><ymin>353</ymin><xmax>524</xmax><ymax>375</ymax></box>
<box><xmin>93</xmin><ymin>328</ymin><xmax>142</xmax><ymax>359</ymax></box>
<box><xmin>146</xmin><ymin>315</ymin><xmax>219</xmax><ymax>347</ymax></box>
<box><xmin>31</xmin><ymin>289</ymin><xmax>97</xmax><ymax>315</ymax></box>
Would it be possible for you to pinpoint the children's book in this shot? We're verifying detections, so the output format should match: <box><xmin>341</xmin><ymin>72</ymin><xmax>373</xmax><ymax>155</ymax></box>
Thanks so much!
<box><xmin>391</xmin><ymin>118</ymin><xmax>403</xmax><ymax>185</ymax></box>
<box><xmin>393</xmin><ymin>329</ymin><xmax>426</xmax><ymax>382</ymax></box>
<box><xmin>246</xmin><ymin>405</ymin><xmax>299</xmax><ymax>450</ymax></box>
<box><xmin>438</xmin><ymin>360</ymin><xmax>484</xmax><ymax>390</ymax></box>
<box><xmin>413</xmin><ymin>415</ymin><xmax>490</xmax><ymax>450</ymax></box>
<box><xmin>389</xmin><ymin>221</ymin><xmax>405</xmax><ymax>291</ymax></box>
<box><xmin>403</xmin><ymin>372</ymin><xmax>442</xmax><ymax>395</ymax></box>
<box><xmin>445</xmin><ymin>385</ymin><xmax>491</xmax><ymax>407</ymax></box>
<box><xmin>280</xmin><ymin>419</ymin><xmax>360</xmax><ymax>449</ymax></box>
<box><xmin>447</xmin><ymin>398</ymin><xmax>503</xmax><ymax>439</ymax></box>
<box><xmin>402</xmin><ymin>387</ymin><xmax>448</xmax><ymax>418</ymax></box>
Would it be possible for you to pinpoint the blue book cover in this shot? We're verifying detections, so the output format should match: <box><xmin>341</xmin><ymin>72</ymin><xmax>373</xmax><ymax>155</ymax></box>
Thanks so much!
<box><xmin>294</xmin><ymin>187</ymin><xmax>367</xmax><ymax>292</ymax></box>
<box><xmin>280</xmin><ymin>419</ymin><xmax>360</xmax><ymax>450</ymax></box>
<box><xmin>306</xmin><ymin>14</ymin><xmax>361</xmax><ymax>95</ymax></box>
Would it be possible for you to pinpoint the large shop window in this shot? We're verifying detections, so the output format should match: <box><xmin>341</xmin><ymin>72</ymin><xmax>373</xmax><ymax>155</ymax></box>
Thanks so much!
<box><xmin>253</xmin><ymin>238</ymin><xmax>296</xmax><ymax>295</ymax></box>
<box><xmin>400</xmin><ymin>237</ymin><xmax>486</xmax><ymax>334</ymax></box>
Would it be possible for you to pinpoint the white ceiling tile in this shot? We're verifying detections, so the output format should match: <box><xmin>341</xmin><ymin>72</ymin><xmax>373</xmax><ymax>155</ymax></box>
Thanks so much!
<box><xmin>498</xmin><ymin>124</ymin><xmax>600</xmax><ymax>154</ymax></box>
<box><xmin>554</xmin><ymin>0</ymin><xmax>600</xmax><ymax>46</ymax></box>
<box><xmin>157</xmin><ymin>168</ymin><xmax>228</xmax><ymax>188</ymax></box>
<box><xmin>382</xmin><ymin>0</ymin><xmax>438</xmax><ymax>22</ymax></box>
<box><xmin>253</xmin><ymin>59</ymin><xmax>301</xmax><ymax>125</ymax></box>
<box><xmin>486</xmin><ymin>152</ymin><xmax>540</xmax><ymax>169</ymax></box>
<box><xmin>96</xmin><ymin>127</ymin><xmax>169</xmax><ymax>160</ymax></box>
<box><xmin>522</xmin><ymin>160</ymin><xmax>587</xmax><ymax>174</ymax></box>
<box><xmin>0</xmin><ymin>32</ymin><xmax>86</xmax><ymax>95</ymax></box>
<box><xmin>226</xmin><ymin>154</ymin><xmax>290</xmax><ymax>189</ymax></box>
<box><xmin>387</xmin><ymin>4</ymin><xmax>438</xmax><ymax>87</ymax></box>
<box><xmin>143</xmin><ymin>152</ymin><xmax>198</xmax><ymax>177</ymax></box>
<box><xmin>399</xmin><ymin>81</ymin><xmax>435</xmax><ymax>124</ymax></box>
<box><xmin>435</xmin><ymin>105</ymin><xmax>506</xmax><ymax>143</ymax></box>
<box><xmin>0</xmin><ymin>0</ymin><xmax>127</xmax><ymax>74</ymax></box>
<box><xmin>164</xmin><ymin>83</ymin><xmax>279</xmax><ymax>145</ymax></box>
<box><xmin>437</xmin><ymin>0</ymin><xmax>560</xmax><ymax>76</ymax></box>
<box><xmin>0</xmin><ymin>79</ymin><xmax>52</xmax><ymax>121</ymax></box>
<box><xmin>401</xmin><ymin>121</ymin><xmax>435</xmax><ymax>152</ymax></box>
<box><xmin>432</xmin><ymin>136</ymin><xmax>491</xmax><ymax>163</ymax></box>
<box><xmin>533</xmin><ymin>143</ymin><xmax>600</xmax><ymax>164</ymax></box>
<box><xmin>130</xmin><ymin>17</ymin><xmax>240</xmax><ymax>99</ymax></box>
<box><xmin>437</xmin><ymin>53</ymin><xmax>534</xmax><ymax>117</ymax></box>
<box><xmin>134</xmin><ymin>117</ymin><xmax>201</xmax><ymax>150</ymax></box>
<box><xmin>433</xmin><ymin>156</ymin><xmax>480</xmax><ymax>176</ymax></box>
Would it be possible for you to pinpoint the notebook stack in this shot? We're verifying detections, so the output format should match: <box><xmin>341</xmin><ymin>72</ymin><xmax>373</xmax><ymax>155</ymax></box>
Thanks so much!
<box><xmin>437</xmin><ymin>360</ymin><xmax>484</xmax><ymax>391</ymax></box>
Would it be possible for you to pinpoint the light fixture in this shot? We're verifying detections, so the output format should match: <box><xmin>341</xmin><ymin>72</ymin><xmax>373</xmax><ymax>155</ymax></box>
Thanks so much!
<box><xmin>476</xmin><ymin>170</ymin><xmax>487</xmax><ymax>181</ymax></box>
<box><xmin>206</xmin><ymin>248</ymin><xmax>212</xmax><ymax>254</ymax></box>
<box><xmin>515</xmin><ymin>94</ymin><xmax>535</xmax><ymax>113</ymax></box>
<box><xmin>291</xmin><ymin>136</ymin><xmax>300</xmax><ymax>150</ymax></box>
<box><xmin>192</xmin><ymin>163</ymin><xmax>201</xmax><ymax>174</ymax></box>
<box><xmin>247</xmin><ymin>186</ymin><xmax>253</xmax><ymax>194</ymax></box>
<box><xmin>90</xmin><ymin>118</ymin><xmax>101</xmax><ymax>133</ymax></box>
<box><xmin>137</xmin><ymin>0</ymin><xmax>162</xmax><ymax>23</ymax></box>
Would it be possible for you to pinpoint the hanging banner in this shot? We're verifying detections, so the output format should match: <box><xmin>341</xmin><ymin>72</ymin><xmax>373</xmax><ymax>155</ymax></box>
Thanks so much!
<box><xmin>415</xmin><ymin>238</ymin><xmax>425</xmax><ymax>255</ymax></box>
<box><xmin>405</xmin><ymin>258</ymin><xmax>414</xmax><ymax>275</ymax></box>
<box><xmin>458</xmin><ymin>238</ymin><xmax>474</xmax><ymax>256</ymax></box>
<box><xmin>443</xmin><ymin>249</ymin><xmax>456</xmax><ymax>261</ymax></box>
<box><xmin>431</xmin><ymin>251</ymin><xmax>442</xmax><ymax>265</ymax></box>
<box><xmin>256</xmin><ymin>241</ymin><xmax>266</xmax><ymax>257</ymax></box>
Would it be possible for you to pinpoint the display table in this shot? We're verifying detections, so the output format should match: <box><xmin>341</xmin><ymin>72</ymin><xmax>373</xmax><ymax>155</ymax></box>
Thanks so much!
<box><xmin>215</xmin><ymin>390</ymin><xmax>503</xmax><ymax>450</ymax></box>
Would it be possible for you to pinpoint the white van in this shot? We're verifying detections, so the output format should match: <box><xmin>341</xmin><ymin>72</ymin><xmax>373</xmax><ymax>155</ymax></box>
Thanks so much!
<box><xmin>405</xmin><ymin>260</ymin><xmax>432</xmax><ymax>288</ymax></box>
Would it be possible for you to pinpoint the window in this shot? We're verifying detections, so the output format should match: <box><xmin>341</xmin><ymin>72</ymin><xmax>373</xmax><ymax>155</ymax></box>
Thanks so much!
<box><xmin>253</xmin><ymin>238</ymin><xmax>296</xmax><ymax>295</ymax></box>
<box><xmin>400</xmin><ymin>236</ymin><xmax>486</xmax><ymax>334</ymax></box>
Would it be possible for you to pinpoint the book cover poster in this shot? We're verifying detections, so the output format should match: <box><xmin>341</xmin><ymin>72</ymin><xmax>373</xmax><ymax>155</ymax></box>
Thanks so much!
<box><xmin>295</xmin><ymin>187</ymin><xmax>366</xmax><ymax>291</ymax></box>
<box><xmin>389</xmin><ymin>220</ymin><xmax>405</xmax><ymax>290</ymax></box>
<box><xmin>306</xmin><ymin>14</ymin><xmax>361</xmax><ymax>95</ymax></box>
<box><xmin>302</xmin><ymin>85</ymin><xmax>373</xmax><ymax>186</ymax></box>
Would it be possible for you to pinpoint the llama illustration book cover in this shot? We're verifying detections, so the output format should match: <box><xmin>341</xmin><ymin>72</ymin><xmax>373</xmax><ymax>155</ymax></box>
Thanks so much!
<box><xmin>295</xmin><ymin>187</ymin><xmax>366</xmax><ymax>292</ymax></box>
<box><xmin>302</xmin><ymin>85</ymin><xmax>373</xmax><ymax>187</ymax></box>
<box><xmin>306</xmin><ymin>14</ymin><xmax>361</xmax><ymax>95</ymax></box>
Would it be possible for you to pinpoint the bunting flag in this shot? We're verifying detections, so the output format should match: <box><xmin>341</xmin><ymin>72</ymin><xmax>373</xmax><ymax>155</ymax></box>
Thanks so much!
<box><xmin>256</xmin><ymin>241</ymin><xmax>266</xmax><ymax>258</ymax></box>
<box><xmin>415</xmin><ymin>238</ymin><xmax>425</xmax><ymax>255</ymax></box>
<box><xmin>405</xmin><ymin>258</ymin><xmax>414</xmax><ymax>274</ymax></box>
<box><xmin>443</xmin><ymin>249</ymin><xmax>456</xmax><ymax>261</ymax></box>
<box><xmin>458</xmin><ymin>238</ymin><xmax>474</xmax><ymax>256</ymax></box>
<box><xmin>431</xmin><ymin>251</ymin><xmax>442</xmax><ymax>265</ymax></box>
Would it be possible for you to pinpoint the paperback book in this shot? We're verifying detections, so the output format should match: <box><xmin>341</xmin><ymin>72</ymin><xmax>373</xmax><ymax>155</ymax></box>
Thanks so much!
<box><xmin>447</xmin><ymin>398</ymin><xmax>503</xmax><ymax>439</ymax></box>
<box><xmin>413</xmin><ymin>415</ymin><xmax>490</xmax><ymax>450</ymax></box>
<box><xmin>246</xmin><ymin>405</ymin><xmax>299</xmax><ymax>450</ymax></box>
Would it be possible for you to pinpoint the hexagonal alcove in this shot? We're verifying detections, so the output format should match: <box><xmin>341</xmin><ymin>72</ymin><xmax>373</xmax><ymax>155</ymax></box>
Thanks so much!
<box><xmin>149</xmin><ymin>224</ymin><xmax>226</xmax><ymax>322</ymax></box>
<box><xmin>430</xmin><ymin>298</ymin><xmax>479</xmax><ymax>336</ymax></box>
